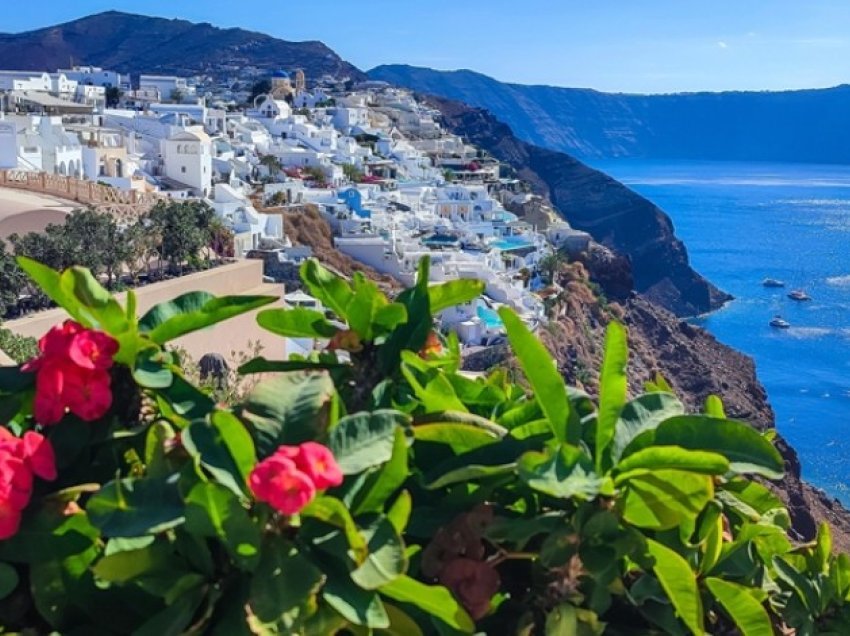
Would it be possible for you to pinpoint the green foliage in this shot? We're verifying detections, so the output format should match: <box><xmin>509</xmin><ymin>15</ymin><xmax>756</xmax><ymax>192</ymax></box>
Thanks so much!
<box><xmin>0</xmin><ymin>255</ymin><xmax>847</xmax><ymax>634</ymax></box>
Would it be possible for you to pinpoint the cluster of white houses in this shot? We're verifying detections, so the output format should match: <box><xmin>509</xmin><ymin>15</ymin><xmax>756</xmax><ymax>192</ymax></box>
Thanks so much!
<box><xmin>0</xmin><ymin>65</ymin><xmax>592</xmax><ymax>345</ymax></box>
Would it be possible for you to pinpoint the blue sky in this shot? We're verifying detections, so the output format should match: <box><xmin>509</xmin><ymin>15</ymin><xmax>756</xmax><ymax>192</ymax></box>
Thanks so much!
<box><xmin>8</xmin><ymin>1</ymin><xmax>850</xmax><ymax>93</ymax></box>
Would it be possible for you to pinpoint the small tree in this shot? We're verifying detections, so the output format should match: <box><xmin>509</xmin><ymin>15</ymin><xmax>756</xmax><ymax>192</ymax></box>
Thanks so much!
<box><xmin>0</xmin><ymin>241</ymin><xmax>25</xmax><ymax>318</ymax></box>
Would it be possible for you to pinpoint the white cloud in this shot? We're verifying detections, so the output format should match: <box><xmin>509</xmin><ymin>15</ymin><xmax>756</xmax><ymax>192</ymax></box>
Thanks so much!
<box><xmin>717</xmin><ymin>41</ymin><xmax>728</xmax><ymax>49</ymax></box>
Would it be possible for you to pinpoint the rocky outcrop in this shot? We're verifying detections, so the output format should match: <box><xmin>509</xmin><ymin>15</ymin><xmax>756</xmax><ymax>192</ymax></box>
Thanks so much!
<box><xmin>370</xmin><ymin>64</ymin><xmax>850</xmax><ymax>164</ymax></box>
<box><xmin>428</xmin><ymin>96</ymin><xmax>731</xmax><ymax>317</ymax></box>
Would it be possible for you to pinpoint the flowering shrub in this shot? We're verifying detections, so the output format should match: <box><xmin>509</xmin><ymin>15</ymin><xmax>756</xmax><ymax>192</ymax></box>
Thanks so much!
<box><xmin>1</xmin><ymin>255</ymin><xmax>850</xmax><ymax>634</ymax></box>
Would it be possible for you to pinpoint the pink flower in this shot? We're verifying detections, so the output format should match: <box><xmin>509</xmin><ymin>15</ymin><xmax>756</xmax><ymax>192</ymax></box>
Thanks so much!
<box><xmin>67</xmin><ymin>330</ymin><xmax>118</xmax><ymax>371</ymax></box>
<box><xmin>0</xmin><ymin>455</ymin><xmax>32</xmax><ymax>511</ymax></box>
<box><xmin>0</xmin><ymin>428</ymin><xmax>57</xmax><ymax>540</ymax></box>
<box><xmin>275</xmin><ymin>442</ymin><xmax>343</xmax><ymax>490</ymax></box>
<box><xmin>20</xmin><ymin>432</ymin><xmax>57</xmax><ymax>481</ymax></box>
<box><xmin>24</xmin><ymin>321</ymin><xmax>117</xmax><ymax>425</ymax></box>
<box><xmin>249</xmin><ymin>456</ymin><xmax>316</xmax><ymax>516</ymax></box>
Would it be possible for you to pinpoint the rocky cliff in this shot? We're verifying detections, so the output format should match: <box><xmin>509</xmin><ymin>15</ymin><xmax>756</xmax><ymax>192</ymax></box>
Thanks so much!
<box><xmin>428</xmin><ymin>95</ymin><xmax>731</xmax><ymax>317</ymax></box>
<box><xmin>370</xmin><ymin>64</ymin><xmax>850</xmax><ymax>164</ymax></box>
<box><xmin>0</xmin><ymin>12</ymin><xmax>364</xmax><ymax>81</ymax></box>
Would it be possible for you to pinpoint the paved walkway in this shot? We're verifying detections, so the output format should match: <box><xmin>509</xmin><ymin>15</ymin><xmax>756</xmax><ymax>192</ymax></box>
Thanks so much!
<box><xmin>0</xmin><ymin>187</ymin><xmax>76</xmax><ymax>239</ymax></box>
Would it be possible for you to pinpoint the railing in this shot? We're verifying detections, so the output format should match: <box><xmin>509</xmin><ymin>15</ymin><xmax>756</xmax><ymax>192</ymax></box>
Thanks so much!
<box><xmin>0</xmin><ymin>169</ymin><xmax>164</xmax><ymax>213</ymax></box>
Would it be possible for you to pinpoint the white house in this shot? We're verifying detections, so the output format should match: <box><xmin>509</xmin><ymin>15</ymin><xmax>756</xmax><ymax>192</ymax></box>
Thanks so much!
<box><xmin>58</xmin><ymin>66</ymin><xmax>123</xmax><ymax>88</ymax></box>
<box><xmin>163</xmin><ymin>129</ymin><xmax>212</xmax><ymax>196</ymax></box>
<box><xmin>139</xmin><ymin>75</ymin><xmax>195</xmax><ymax>101</ymax></box>
<box><xmin>0</xmin><ymin>71</ymin><xmax>51</xmax><ymax>92</ymax></box>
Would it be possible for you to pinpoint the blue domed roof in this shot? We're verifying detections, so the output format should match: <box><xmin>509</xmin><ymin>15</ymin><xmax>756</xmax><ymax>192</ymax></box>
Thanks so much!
<box><xmin>272</xmin><ymin>70</ymin><xmax>290</xmax><ymax>78</ymax></box>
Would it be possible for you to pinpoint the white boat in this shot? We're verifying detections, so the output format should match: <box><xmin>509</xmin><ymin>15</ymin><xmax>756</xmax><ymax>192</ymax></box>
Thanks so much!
<box><xmin>788</xmin><ymin>289</ymin><xmax>811</xmax><ymax>301</ymax></box>
<box><xmin>770</xmin><ymin>316</ymin><xmax>791</xmax><ymax>329</ymax></box>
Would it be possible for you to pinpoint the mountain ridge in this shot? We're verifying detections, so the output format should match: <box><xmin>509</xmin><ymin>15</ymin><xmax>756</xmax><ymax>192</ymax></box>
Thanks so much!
<box><xmin>369</xmin><ymin>64</ymin><xmax>850</xmax><ymax>163</ymax></box>
<box><xmin>0</xmin><ymin>11</ymin><xmax>364</xmax><ymax>80</ymax></box>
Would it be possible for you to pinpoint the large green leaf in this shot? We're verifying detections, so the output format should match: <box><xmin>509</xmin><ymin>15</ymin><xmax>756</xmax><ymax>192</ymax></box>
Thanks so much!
<box><xmin>0</xmin><ymin>504</ymin><xmax>98</xmax><ymax>564</ymax></box>
<box><xmin>378</xmin><ymin>257</ymin><xmax>432</xmax><ymax>374</ymax></box>
<box><xmin>646</xmin><ymin>539</ymin><xmax>704</xmax><ymax>635</ymax></box>
<box><xmin>614</xmin><ymin>446</ymin><xmax>729</xmax><ymax>482</ymax></box>
<box><xmin>400</xmin><ymin>352</ymin><xmax>468</xmax><ymax>413</ymax></box>
<box><xmin>0</xmin><ymin>563</ymin><xmax>18</xmax><ymax>600</ymax></box>
<box><xmin>518</xmin><ymin>445</ymin><xmax>602</xmax><ymax>500</ymax></box>
<box><xmin>87</xmin><ymin>477</ymin><xmax>185</xmax><ymax>537</ymax></box>
<box><xmin>240</xmin><ymin>371</ymin><xmax>335</xmax><ymax>457</ymax></box>
<box><xmin>238</xmin><ymin>357</ymin><xmax>345</xmax><ymax>374</ymax></box>
<box><xmin>428</xmin><ymin>278</ymin><xmax>485</xmax><ymax>314</ymax></box>
<box><xmin>249</xmin><ymin>537</ymin><xmax>326</xmax><ymax>630</ymax></box>
<box><xmin>651</xmin><ymin>416</ymin><xmax>784</xmax><ymax>479</ymax></box>
<box><xmin>182</xmin><ymin>410</ymin><xmax>256</xmax><ymax>497</ymax></box>
<box><xmin>596</xmin><ymin>321</ymin><xmax>628</xmax><ymax>470</ymax></box>
<box><xmin>323</xmin><ymin>569</ymin><xmax>390</xmax><ymax>628</ymax></box>
<box><xmin>621</xmin><ymin>469</ymin><xmax>713</xmax><ymax>531</ymax></box>
<box><xmin>92</xmin><ymin>542</ymin><xmax>172</xmax><ymax>583</ymax></box>
<box><xmin>327</xmin><ymin>410</ymin><xmax>409</xmax><ymax>475</ymax></box>
<box><xmin>184</xmin><ymin>482</ymin><xmax>261</xmax><ymax>570</ymax></box>
<box><xmin>353</xmin><ymin>428</ymin><xmax>410</xmax><ymax>516</ymax></box>
<box><xmin>413</xmin><ymin>423</ymin><xmax>501</xmax><ymax>454</ymax></box>
<box><xmin>300</xmin><ymin>259</ymin><xmax>354</xmax><ymax>321</ymax></box>
<box><xmin>139</xmin><ymin>291</ymin><xmax>277</xmax><ymax>344</ymax></box>
<box><xmin>379</xmin><ymin>575</ymin><xmax>474</xmax><ymax>632</ymax></box>
<box><xmin>62</xmin><ymin>266</ymin><xmax>130</xmax><ymax>337</ymax></box>
<box><xmin>346</xmin><ymin>272</ymin><xmax>403</xmax><ymax>340</ymax></box>
<box><xmin>132</xmin><ymin>585</ymin><xmax>206</xmax><ymax>636</ymax></box>
<box><xmin>610</xmin><ymin>392</ymin><xmax>685</xmax><ymax>464</ymax></box>
<box><xmin>302</xmin><ymin>496</ymin><xmax>368</xmax><ymax>562</ymax></box>
<box><xmin>350</xmin><ymin>516</ymin><xmax>407</xmax><ymax>589</ymax></box>
<box><xmin>256</xmin><ymin>307</ymin><xmax>339</xmax><ymax>338</ymax></box>
<box><xmin>705</xmin><ymin>578</ymin><xmax>772</xmax><ymax>636</ymax></box>
<box><xmin>498</xmin><ymin>307</ymin><xmax>571</xmax><ymax>444</ymax></box>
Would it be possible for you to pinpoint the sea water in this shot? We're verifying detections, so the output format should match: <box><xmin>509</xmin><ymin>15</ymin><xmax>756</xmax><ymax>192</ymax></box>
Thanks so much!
<box><xmin>592</xmin><ymin>159</ymin><xmax>850</xmax><ymax>503</ymax></box>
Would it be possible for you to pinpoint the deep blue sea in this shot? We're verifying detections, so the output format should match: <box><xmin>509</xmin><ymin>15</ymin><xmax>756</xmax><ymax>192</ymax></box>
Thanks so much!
<box><xmin>591</xmin><ymin>160</ymin><xmax>850</xmax><ymax>503</ymax></box>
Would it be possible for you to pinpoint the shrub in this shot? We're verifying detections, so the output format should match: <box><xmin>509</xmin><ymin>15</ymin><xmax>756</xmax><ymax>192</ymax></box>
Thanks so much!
<box><xmin>0</xmin><ymin>255</ymin><xmax>848</xmax><ymax>634</ymax></box>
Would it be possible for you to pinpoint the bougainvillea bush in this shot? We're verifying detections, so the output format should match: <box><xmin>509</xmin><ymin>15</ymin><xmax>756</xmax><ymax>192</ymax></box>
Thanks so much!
<box><xmin>1</xmin><ymin>255</ymin><xmax>850</xmax><ymax>634</ymax></box>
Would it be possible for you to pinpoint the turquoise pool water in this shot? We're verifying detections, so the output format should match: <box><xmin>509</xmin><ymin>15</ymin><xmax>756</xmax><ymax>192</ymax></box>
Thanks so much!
<box><xmin>493</xmin><ymin>235</ymin><xmax>533</xmax><ymax>250</ymax></box>
<box><xmin>477</xmin><ymin>306</ymin><xmax>504</xmax><ymax>329</ymax></box>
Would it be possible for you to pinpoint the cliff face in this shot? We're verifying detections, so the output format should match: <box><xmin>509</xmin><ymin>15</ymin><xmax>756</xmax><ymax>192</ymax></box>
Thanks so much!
<box><xmin>428</xmin><ymin>96</ymin><xmax>731</xmax><ymax>317</ymax></box>
<box><xmin>370</xmin><ymin>65</ymin><xmax>850</xmax><ymax>164</ymax></box>
<box><xmin>0</xmin><ymin>12</ymin><xmax>364</xmax><ymax>80</ymax></box>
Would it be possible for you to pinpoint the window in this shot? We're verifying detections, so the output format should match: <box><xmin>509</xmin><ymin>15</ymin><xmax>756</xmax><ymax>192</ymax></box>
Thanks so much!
<box><xmin>181</xmin><ymin>166</ymin><xmax>186</xmax><ymax>174</ymax></box>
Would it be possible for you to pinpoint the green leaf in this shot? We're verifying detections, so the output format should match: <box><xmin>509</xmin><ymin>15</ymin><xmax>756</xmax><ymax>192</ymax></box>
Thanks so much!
<box><xmin>614</xmin><ymin>447</ymin><xmax>729</xmax><ymax>482</ymax></box>
<box><xmin>428</xmin><ymin>279</ymin><xmax>485</xmax><ymax>314</ymax></box>
<box><xmin>596</xmin><ymin>321</ymin><xmax>628</xmax><ymax>470</ymax></box>
<box><xmin>611</xmin><ymin>392</ymin><xmax>685</xmax><ymax>464</ymax></box>
<box><xmin>425</xmin><ymin>462</ymin><xmax>516</xmax><ymax>490</ymax></box>
<box><xmin>373</xmin><ymin>303</ymin><xmax>408</xmax><ymax>333</ymax></box>
<box><xmin>705</xmin><ymin>578</ymin><xmax>772</xmax><ymax>636</ymax></box>
<box><xmin>378</xmin><ymin>257</ymin><xmax>432</xmax><ymax>374</ymax></box>
<box><xmin>646</xmin><ymin>539</ymin><xmax>704</xmax><ymax>635</ymax></box>
<box><xmin>301</xmin><ymin>496</ymin><xmax>367</xmax><ymax>562</ymax></box>
<box><xmin>62</xmin><ymin>266</ymin><xmax>130</xmax><ymax>336</ymax></box>
<box><xmin>323</xmin><ymin>570</ymin><xmax>390</xmax><ymax>628</ymax></box>
<box><xmin>0</xmin><ymin>504</ymin><xmax>98</xmax><ymax>564</ymax></box>
<box><xmin>380</xmin><ymin>575</ymin><xmax>474</xmax><ymax>632</ymax></box>
<box><xmin>87</xmin><ymin>477</ymin><xmax>185</xmax><ymax>537</ymax></box>
<box><xmin>182</xmin><ymin>410</ymin><xmax>256</xmax><ymax>497</ymax></box>
<box><xmin>346</xmin><ymin>273</ymin><xmax>397</xmax><ymax>340</ymax></box>
<box><xmin>328</xmin><ymin>410</ymin><xmax>409</xmax><ymax>475</ymax></box>
<box><xmin>545</xmin><ymin>603</ymin><xmax>578</xmax><ymax>636</ymax></box>
<box><xmin>17</xmin><ymin>256</ymin><xmax>70</xmax><ymax>310</ymax></box>
<box><xmin>139</xmin><ymin>292</ymin><xmax>277</xmax><ymax>344</ymax></box>
<box><xmin>0</xmin><ymin>562</ymin><xmax>19</xmax><ymax>600</ymax></box>
<box><xmin>413</xmin><ymin>423</ymin><xmax>501</xmax><ymax>454</ymax></box>
<box><xmin>350</xmin><ymin>516</ymin><xmax>407</xmax><ymax>589</ymax></box>
<box><xmin>249</xmin><ymin>538</ymin><xmax>326</xmax><ymax>629</ymax></box>
<box><xmin>401</xmin><ymin>353</ymin><xmax>468</xmax><ymax>413</ymax></box>
<box><xmin>386</xmin><ymin>491</ymin><xmax>412</xmax><ymax>534</ymax></box>
<box><xmin>703</xmin><ymin>395</ymin><xmax>726</xmax><ymax>418</ymax></box>
<box><xmin>621</xmin><ymin>469</ymin><xmax>713</xmax><ymax>531</ymax></box>
<box><xmin>238</xmin><ymin>357</ymin><xmax>345</xmax><ymax>374</ymax></box>
<box><xmin>256</xmin><ymin>307</ymin><xmax>339</xmax><ymax>338</ymax></box>
<box><xmin>156</xmin><ymin>373</ymin><xmax>215</xmax><ymax>422</ymax></box>
<box><xmin>300</xmin><ymin>259</ymin><xmax>354</xmax><ymax>321</ymax></box>
<box><xmin>92</xmin><ymin>543</ymin><xmax>171</xmax><ymax>583</ymax></box>
<box><xmin>353</xmin><ymin>428</ymin><xmax>410</xmax><ymax>515</ymax></box>
<box><xmin>382</xmin><ymin>603</ymin><xmax>425</xmax><ymax>636</ymax></box>
<box><xmin>499</xmin><ymin>307</ymin><xmax>571</xmax><ymax>444</ymax></box>
<box><xmin>240</xmin><ymin>371</ymin><xmax>335</xmax><ymax>457</ymax></box>
<box><xmin>773</xmin><ymin>556</ymin><xmax>819</xmax><ymax>613</ymax></box>
<box><xmin>185</xmin><ymin>482</ymin><xmax>261</xmax><ymax>570</ymax></box>
<box><xmin>132</xmin><ymin>585</ymin><xmax>206</xmax><ymax>636</ymax></box>
<box><xmin>652</xmin><ymin>416</ymin><xmax>784</xmax><ymax>479</ymax></box>
<box><xmin>133</xmin><ymin>347</ymin><xmax>174</xmax><ymax>389</ymax></box>
<box><xmin>518</xmin><ymin>446</ymin><xmax>602</xmax><ymax>500</ymax></box>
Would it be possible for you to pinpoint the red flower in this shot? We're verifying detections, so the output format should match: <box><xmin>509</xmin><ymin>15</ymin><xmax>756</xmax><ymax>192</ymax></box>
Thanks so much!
<box><xmin>249</xmin><ymin>456</ymin><xmax>316</xmax><ymax>516</ymax></box>
<box><xmin>24</xmin><ymin>321</ymin><xmax>117</xmax><ymax>425</ymax></box>
<box><xmin>0</xmin><ymin>455</ymin><xmax>33</xmax><ymax>511</ymax></box>
<box><xmin>20</xmin><ymin>432</ymin><xmax>57</xmax><ymax>481</ymax></box>
<box><xmin>276</xmin><ymin>442</ymin><xmax>343</xmax><ymax>490</ymax></box>
<box><xmin>0</xmin><ymin>500</ymin><xmax>21</xmax><ymax>540</ymax></box>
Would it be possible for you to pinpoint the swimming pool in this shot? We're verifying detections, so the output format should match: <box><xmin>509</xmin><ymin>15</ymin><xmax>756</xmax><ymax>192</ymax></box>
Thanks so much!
<box><xmin>477</xmin><ymin>306</ymin><xmax>504</xmax><ymax>330</ymax></box>
<box><xmin>492</xmin><ymin>236</ymin><xmax>533</xmax><ymax>251</ymax></box>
